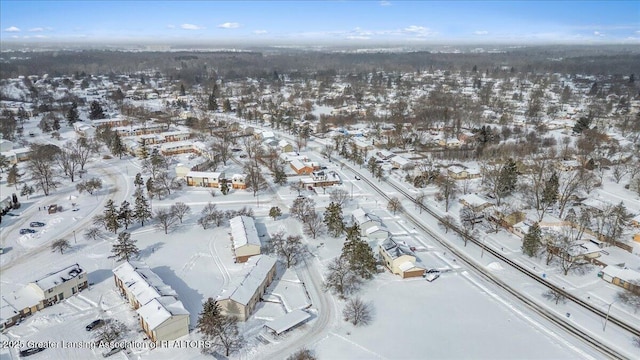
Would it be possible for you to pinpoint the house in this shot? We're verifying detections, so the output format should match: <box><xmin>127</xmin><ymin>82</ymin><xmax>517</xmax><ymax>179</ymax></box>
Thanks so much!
<box><xmin>379</xmin><ymin>238</ymin><xmax>425</xmax><ymax>278</ymax></box>
<box><xmin>300</xmin><ymin>171</ymin><xmax>342</xmax><ymax>188</ymax></box>
<box><xmin>112</xmin><ymin>261</ymin><xmax>190</xmax><ymax>342</ymax></box>
<box><xmin>5</xmin><ymin>264</ymin><xmax>88</xmax><ymax>322</ymax></box>
<box><xmin>185</xmin><ymin>171</ymin><xmax>225</xmax><ymax>188</ymax></box>
<box><xmin>278</xmin><ymin>140</ymin><xmax>294</xmax><ymax>153</ymax></box>
<box><xmin>216</xmin><ymin>255</ymin><xmax>277</xmax><ymax>321</ymax></box>
<box><xmin>229</xmin><ymin>216</ymin><xmax>262</xmax><ymax>263</ymax></box>
<box><xmin>447</xmin><ymin>165</ymin><xmax>481</xmax><ymax>180</ymax></box>
<box><xmin>231</xmin><ymin>174</ymin><xmax>248</xmax><ymax>189</ymax></box>
<box><xmin>290</xmin><ymin>159</ymin><xmax>314</xmax><ymax>175</ymax></box>
<box><xmin>1</xmin><ymin>296</ymin><xmax>20</xmax><ymax>331</ymax></box>
<box><xmin>376</xmin><ymin>150</ymin><xmax>395</xmax><ymax>160</ymax></box>
<box><xmin>136</xmin><ymin>296</ymin><xmax>190</xmax><ymax>342</ymax></box>
<box><xmin>598</xmin><ymin>266</ymin><xmax>640</xmax><ymax>293</ymax></box>
<box><xmin>459</xmin><ymin>194</ymin><xmax>493</xmax><ymax>213</ymax></box>
<box><xmin>0</xmin><ymin>139</ymin><xmax>13</xmax><ymax>152</ymax></box>
<box><xmin>265</xmin><ymin>309</ymin><xmax>311</xmax><ymax>335</ymax></box>
<box><xmin>160</xmin><ymin>141</ymin><xmax>195</xmax><ymax>156</ymax></box>
<box><xmin>390</xmin><ymin>155</ymin><xmax>414</xmax><ymax>170</ymax></box>
<box><xmin>364</xmin><ymin>225</ymin><xmax>391</xmax><ymax>240</ymax></box>
<box><xmin>1</xmin><ymin>148</ymin><xmax>32</xmax><ymax>165</ymax></box>
<box><xmin>351</xmin><ymin>208</ymin><xmax>383</xmax><ymax>234</ymax></box>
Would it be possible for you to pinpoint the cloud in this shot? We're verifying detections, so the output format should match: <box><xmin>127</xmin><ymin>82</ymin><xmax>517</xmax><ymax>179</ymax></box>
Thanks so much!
<box><xmin>347</xmin><ymin>35</ymin><xmax>371</xmax><ymax>40</ymax></box>
<box><xmin>593</xmin><ymin>31</ymin><xmax>604</xmax><ymax>36</ymax></box>
<box><xmin>181</xmin><ymin>23</ymin><xmax>204</xmax><ymax>30</ymax></box>
<box><xmin>379</xmin><ymin>1</ymin><xmax>391</xmax><ymax>6</ymax></box>
<box><xmin>218</xmin><ymin>22</ymin><xmax>240</xmax><ymax>29</ymax></box>
<box><xmin>28</xmin><ymin>27</ymin><xmax>44</xmax><ymax>32</ymax></box>
<box><xmin>5</xmin><ymin>26</ymin><xmax>21</xmax><ymax>32</ymax></box>
<box><xmin>33</xmin><ymin>34</ymin><xmax>48</xmax><ymax>39</ymax></box>
<box><xmin>474</xmin><ymin>30</ymin><xmax>489</xmax><ymax>35</ymax></box>
<box><xmin>253</xmin><ymin>30</ymin><xmax>267</xmax><ymax>35</ymax></box>
<box><xmin>402</xmin><ymin>25</ymin><xmax>435</xmax><ymax>37</ymax></box>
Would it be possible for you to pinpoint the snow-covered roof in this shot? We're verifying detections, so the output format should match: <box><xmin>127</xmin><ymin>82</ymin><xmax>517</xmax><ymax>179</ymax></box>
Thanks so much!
<box><xmin>390</xmin><ymin>155</ymin><xmax>411</xmax><ymax>166</ymax></box>
<box><xmin>136</xmin><ymin>296</ymin><xmax>189</xmax><ymax>330</ymax></box>
<box><xmin>232</xmin><ymin>173</ymin><xmax>247</xmax><ymax>181</ymax></box>
<box><xmin>265</xmin><ymin>309</ymin><xmax>311</xmax><ymax>335</ymax></box>
<box><xmin>112</xmin><ymin>261</ymin><xmax>177</xmax><ymax>306</ymax></box>
<box><xmin>219</xmin><ymin>255</ymin><xmax>277</xmax><ymax>306</ymax></box>
<box><xmin>398</xmin><ymin>261</ymin><xmax>424</xmax><ymax>272</ymax></box>
<box><xmin>601</xmin><ymin>266</ymin><xmax>640</xmax><ymax>282</ymax></box>
<box><xmin>460</xmin><ymin>194</ymin><xmax>491</xmax><ymax>208</ymax></box>
<box><xmin>160</xmin><ymin>140</ymin><xmax>193</xmax><ymax>150</ymax></box>
<box><xmin>186</xmin><ymin>171</ymin><xmax>223</xmax><ymax>179</ymax></box>
<box><xmin>32</xmin><ymin>263</ymin><xmax>84</xmax><ymax>292</ymax></box>
<box><xmin>352</xmin><ymin>208</ymin><xmax>382</xmax><ymax>226</ymax></box>
<box><xmin>290</xmin><ymin>159</ymin><xmax>307</xmax><ymax>170</ymax></box>
<box><xmin>229</xmin><ymin>216</ymin><xmax>261</xmax><ymax>249</ymax></box>
<box><xmin>365</xmin><ymin>225</ymin><xmax>390</xmax><ymax>235</ymax></box>
<box><xmin>7</xmin><ymin>285</ymin><xmax>43</xmax><ymax>310</ymax></box>
<box><xmin>380</xmin><ymin>238</ymin><xmax>414</xmax><ymax>260</ymax></box>
<box><xmin>1</xmin><ymin>297</ymin><xmax>19</xmax><ymax>323</ymax></box>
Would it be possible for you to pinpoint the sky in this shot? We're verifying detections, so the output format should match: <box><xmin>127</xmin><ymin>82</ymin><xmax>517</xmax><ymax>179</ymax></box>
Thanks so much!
<box><xmin>1</xmin><ymin>1</ymin><xmax>639</xmax><ymax>45</ymax></box>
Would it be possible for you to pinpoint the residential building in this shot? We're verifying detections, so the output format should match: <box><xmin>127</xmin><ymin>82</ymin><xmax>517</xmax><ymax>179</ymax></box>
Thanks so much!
<box><xmin>598</xmin><ymin>266</ymin><xmax>640</xmax><ymax>293</ymax></box>
<box><xmin>459</xmin><ymin>194</ymin><xmax>493</xmax><ymax>212</ymax></box>
<box><xmin>112</xmin><ymin>261</ymin><xmax>190</xmax><ymax>342</ymax></box>
<box><xmin>231</xmin><ymin>174</ymin><xmax>248</xmax><ymax>189</ymax></box>
<box><xmin>351</xmin><ymin>208</ymin><xmax>383</xmax><ymax>234</ymax></box>
<box><xmin>229</xmin><ymin>216</ymin><xmax>262</xmax><ymax>263</ymax></box>
<box><xmin>290</xmin><ymin>159</ymin><xmax>314</xmax><ymax>175</ymax></box>
<box><xmin>216</xmin><ymin>255</ymin><xmax>277</xmax><ymax>321</ymax></box>
<box><xmin>185</xmin><ymin>171</ymin><xmax>225</xmax><ymax>188</ymax></box>
<box><xmin>379</xmin><ymin>238</ymin><xmax>425</xmax><ymax>278</ymax></box>
<box><xmin>1</xmin><ymin>297</ymin><xmax>20</xmax><ymax>331</ymax></box>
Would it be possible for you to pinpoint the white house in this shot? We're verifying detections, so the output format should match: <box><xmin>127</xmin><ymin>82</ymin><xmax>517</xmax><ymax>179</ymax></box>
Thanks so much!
<box><xmin>229</xmin><ymin>216</ymin><xmax>262</xmax><ymax>263</ymax></box>
<box><xmin>351</xmin><ymin>208</ymin><xmax>383</xmax><ymax>234</ymax></box>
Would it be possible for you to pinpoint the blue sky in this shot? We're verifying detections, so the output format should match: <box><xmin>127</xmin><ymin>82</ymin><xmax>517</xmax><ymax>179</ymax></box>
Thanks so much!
<box><xmin>1</xmin><ymin>1</ymin><xmax>638</xmax><ymax>44</ymax></box>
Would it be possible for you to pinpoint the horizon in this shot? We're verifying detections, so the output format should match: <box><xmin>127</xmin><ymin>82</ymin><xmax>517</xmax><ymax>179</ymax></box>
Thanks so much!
<box><xmin>1</xmin><ymin>1</ymin><xmax>639</xmax><ymax>46</ymax></box>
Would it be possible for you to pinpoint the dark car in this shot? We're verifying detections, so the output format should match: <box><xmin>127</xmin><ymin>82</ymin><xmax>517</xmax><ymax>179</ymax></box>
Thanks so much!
<box><xmin>20</xmin><ymin>229</ymin><xmax>36</xmax><ymax>235</ymax></box>
<box><xmin>354</xmin><ymin>176</ymin><xmax>361</xmax><ymax>180</ymax></box>
<box><xmin>19</xmin><ymin>347</ymin><xmax>46</xmax><ymax>357</ymax></box>
<box><xmin>30</xmin><ymin>222</ymin><xmax>46</xmax><ymax>227</ymax></box>
<box><xmin>102</xmin><ymin>347</ymin><xmax>124</xmax><ymax>358</ymax></box>
<box><xmin>86</xmin><ymin>319</ymin><xmax>105</xmax><ymax>331</ymax></box>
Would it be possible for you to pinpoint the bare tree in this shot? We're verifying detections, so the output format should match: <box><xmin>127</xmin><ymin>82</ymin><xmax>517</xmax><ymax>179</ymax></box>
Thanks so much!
<box><xmin>557</xmin><ymin>170</ymin><xmax>582</xmax><ymax>218</ymax></box>
<box><xmin>435</xmin><ymin>174</ymin><xmax>458</xmax><ymax>212</ymax></box>
<box><xmin>94</xmin><ymin>321</ymin><xmax>127</xmax><ymax>346</ymax></box>
<box><xmin>211</xmin><ymin>130</ymin><xmax>234</xmax><ymax>166</ymax></box>
<box><xmin>329</xmin><ymin>188</ymin><xmax>350</xmax><ymax>207</ymax></box>
<box><xmin>271</xmin><ymin>232</ymin><xmax>306</xmax><ymax>268</ymax></box>
<box><xmin>542</xmin><ymin>289</ymin><xmax>567</xmax><ymax>305</ymax></box>
<box><xmin>321</xmin><ymin>144</ymin><xmax>335</xmax><ymax>161</ymax></box>
<box><xmin>415</xmin><ymin>192</ymin><xmax>426</xmax><ymax>214</ymax></box>
<box><xmin>27</xmin><ymin>143</ymin><xmax>60</xmax><ymax>196</ymax></box>
<box><xmin>287</xmin><ymin>348</ymin><xmax>317</xmax><ymax>360</ymax></box>
<box><xmin>170</xmin><ymin>202</ymin><xmax>191</xmax><ymax>223</ymax></box>
<box><xmin>155</xmin><ymin>171</ymin><xmax>180</xmax><ymax>198</ymax></box>
<box><xmin>51</xmin><ymin>239</ymin><xmax>71</xmax><ymax>254</ymax></box>
<box><xmin>615</xmin><ymin>282</ymin><xmax>640</xmax><ymax>314</ymax></box>
<box><xmin>387</xmin><ymin>197</ymin><xmax>402</xmax><ymax>215</ymax></box>
<box><xmin>324</xmin><ymin>256</ymin><xmax>361</xmax><ymax>298</ymax></box>
<box><xmin>84</xmin><ymin>226</ymin><xmax>102</xmax><ymax>241</ymax></box>
<box><xmin>243</xmin><ymin>162</ymin><xmax>268</xmax><ymax>197</ymax></box>
<box><xmin>155</xmin><ymin>208</ymin><xmax>178</xmax><ymax>234</ymax></box>
<box><xmin>440</xmin><ymin>214</ymin><xmax>457</xmax><ymax>234</ymax></box>
<box><xmin>343</xmin><ymin>297</ymin><xmax>373</xmax><ymax>326</ymax></box>
<box><xmin>304</xmin><ymin>212</ymin><xmax>325</xmax><ymax>239</ymax></box>
<box><xmin>56</xmin><ymin>141</ymin><xmax>81</xmax><ymax>182</ymax></box>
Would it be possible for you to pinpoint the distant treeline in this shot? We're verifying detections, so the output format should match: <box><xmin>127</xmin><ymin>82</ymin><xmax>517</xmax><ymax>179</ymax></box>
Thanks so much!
<box><xmin>1</xmin><ymin>45</ymin><xmax>638</xmax><ymax>83</ymax></box>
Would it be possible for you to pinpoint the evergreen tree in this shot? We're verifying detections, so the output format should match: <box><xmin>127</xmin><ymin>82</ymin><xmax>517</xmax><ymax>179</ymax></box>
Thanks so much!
<box><xmin>138</xmin><ymin>141</ymin><xmax>149</xmax><ymax>160</ymax></box>
<box><xmin>220</xmin><ymin>181</ymin><xmax>229</xmax><ymax>195</ymax></box>
<box><xmin>110</xmin><ymin>133</ymin><xmax>126</xmax><ymax>159</ymax></box>
<box><xmin>341</xmin><ymin>224</ymin><xmax>376</xmax><ymax>279</ymax></box>
<box><xmin>197</xmin><ymin>297</ymin><xmax>244</xmax><ymax>356</ymax></box>
<box><xmin>110</xmin><ymin>232</ymin><xmax>139</xmax><ymax>262</ymax></box>
<box><xmin>146</xmin><ymin>178</ymin><xmax>155</xmax><ymax>199</ymax></box>
<box><xmin>118</xmin><ymin>200</ymin><xmax>134</xmax><ymax>230</ymax></box>
<box><xmin>522</xmin><ymin>222</ymin><xmax>542</xmax><ymax>257</ymax></box>
<box><xmin>52</xmin><ymin>116</ymin><xmax>61</xmax><ymax>131</ymax></box>
<box><xmin>223</xmin><ymin>99</ymin><xmax>232</xmax><ymax>112</ymax></box>
<box><xmin>498</xmin><ymin>158</ymin><xmax>518</xmax><ymax>197</ymax></box>
<box><xmin>573</xmin><ymin>116</ymin><xmax>591</xmax><ymax>134</ymax></box>
<box><xmin>208</xmin><ymin>92</ymin><xmax>218</xmax><ymax>111</ymax></box>
<box><xmin>66</xmin><ymin>102</ymin><xmax>79</xmax><ymax>126</ymax></box>
<box><xmin>180</xmin><ymin>83</ymin><xmax>186</xmax><ymax>96</ymax></box>
<box><xmin>20</xmin><ymin>183</ymin><xmax>34</xmax><ymax>199</ymax></box>
<box><xmin>134</xmin><ymin>189</ymin><xmax>152</xmax><ymax>226</ymax></box>
<box><xmin>104</xmin><ymin>199</ymin><xmax>120</xmax><ymax>233</ymax></box>
<box><xmin>269</xmin><ymin>206</ymin><xmax>282</xmax><ymax>220</ymax></box>
<box><xmin>7</xmin><ymin>164</ymin><xmax>21</xmax><ymax>189</ymax></box>
<box><xmin>89</xmin><ymin>100</ymin><xmax>105</xmax><ymax>120</ymax></box>
<box><xmin>323</xmin><ymin>202</ymin><xmax>345</xmax><ymax>237</ymax></box>
<box><xmin>542</xmin><ymin>172</ymin><xmax>559</xmax><ymax>207</ymax></box>
<box><xmin>273</xmin><ymin>165</ymin><xmax>288</xmax><ymax>186</ymax></box>
<box><xmin>134</xmin><ymin>173</ymin><xmax>144</xmax><ymax>188</ymax></box>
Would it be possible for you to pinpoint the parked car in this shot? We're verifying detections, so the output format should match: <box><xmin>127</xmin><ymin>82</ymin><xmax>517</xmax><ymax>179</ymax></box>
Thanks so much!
<box><xmin>354</xmin><ymin>176</ymin><xmax>361</xmax><ymax>180</ymax></box>
<box><xmin>19</xmin><ymin>347</ymin><xmax>46</xmax><ymax>357</ymax></box>
<box><xmin>102</xmin><ymin>347</ymin><xmax>124</xmax><ymax>358</ymax></box>
<box><xmin>85</xmin><ymin>319</ymin><xmax>105</xmax><ymax>331</ymax></box>
<box><xmin>29</xmin><ymin>222</ymin><xmax>45</xmax><ymax>227</ymax></box>
<box><xmin>19</xmin><ymin>229</ymin><xmax>36</xmax><ymax>235</ymax></box>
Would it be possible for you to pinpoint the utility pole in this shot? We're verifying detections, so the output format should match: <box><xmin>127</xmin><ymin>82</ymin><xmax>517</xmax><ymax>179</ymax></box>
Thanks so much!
<box><xmin>603</xmin><ymin>301</ymin><xmax>616</xmax><ymax>331</ymax></box>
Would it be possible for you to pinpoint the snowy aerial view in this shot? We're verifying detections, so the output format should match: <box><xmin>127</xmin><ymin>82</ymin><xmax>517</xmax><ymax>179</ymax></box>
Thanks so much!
<box><xmin>0</xmin><ymin>1</ymin><xmax>639</xmax><ymax>359</ymax></box>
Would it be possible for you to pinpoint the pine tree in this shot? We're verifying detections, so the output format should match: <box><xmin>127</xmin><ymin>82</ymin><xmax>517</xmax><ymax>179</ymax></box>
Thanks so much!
<box><xmin>110</xmin><ymin>231</ymin><xmax>139</xmax><ymax>262</ymax></box>
<box><xmin>197</xmin><ymin>297</ymin><xmax>244</xmax><ymax>356</ymax></box>
<box><xmin>180</xmin><ymin>83</ymin><xmax>186</xmax><ymax>96</ymax></box>
<box><xmin>273</xmin><ymin>166</ymin><xmax>288</xmax><ymax>186</ymax></box>
<box><xmin>7</xmin><ymin>164</ymin><xmax>21</xmax><ymax>189</ymax></box>
<box><xmin>573</xmin><ymin>116</ymin><xmax>591</xmax><ymax>134</ymax></box>
<box><xmin>146</xmin><ymin>178</ymin><xmax>155</xmax><ymax>200</ymax></box>
<box><xmin>134</xmin><ymin>173</ymin><xmax>144</xmax><ymax>188</ymax></box>
<box><xmin>89</xmin><ymin>100</ymin><xmax>105</xmax><ymax>120</ymax></box>
<box><xmin>66</xmin><ymin>102</ymin><xmax>79</xmax><ymax>126</ymax></box>
<box><xmin>220</xmin><ymin>181</ymin><xmax>229</xmax><ymax>195</ymax></box>
<box><xmin>542</xmin><ymin>172</ymin><xmax>559</xmax><ymax>207</ymax></box>
<box><xmin>52</xmin><ymin>117</ymin><xmax>61</xmax><ymax>131</ymax></box>
<box><xmin>498</xmin><ymin>158</ymin><xmax>518</xmax><ymax>197</ymax></box>
<box><xmin>323</xmin><ymin>202</ymin><xmax>344</xmax><ymax>237</ymax></box>
<box><xmin>208</xmin><ymin>92</ymin><xmax>218</xmax><ymax>111</ymax></box>
<box><xmin>522</xmin><ymin>222</ymin><xmax>542</xmax><ymax>257</ymax></box>
<box><xmin>269</xmin><ymin>206</ymin><xmax>282</xmax><ymax>220</ymax></box>
<box><xmin>341</xmin><ymin>224</ymin><xmax>376</xmax><ymax>279</ymax></box>
<box><xmin>138</xmin><ymin>141</ymin><xmax>149</xmax><ymax>160</ymax></box>
<box><xmin>118</xmin><ymin>200</ymin><xmax>134</xmax><ymax>230</ymax></box>
<box><xmin>134</xmin><ymin>189</ymin><xmax>152</xmax><ymax>226</ymax></box>
<box><xmin>20</xmin><ymin>183</ymin><xmax>34</xmax><ymax>199</ymax></box>
<box><xmin>110</xmin><ymin>133</ymin><xmax>126</xmax><ymax>159</ymax></box>
<box><xmin>223</xmin><ymin>99</ymin><xmax>232</xmax><ymax>112</ymax></box>
<box><xmin>104</xmin><ymin>199</ymin><xmax>120</xmax><ymax>233</ymax></box>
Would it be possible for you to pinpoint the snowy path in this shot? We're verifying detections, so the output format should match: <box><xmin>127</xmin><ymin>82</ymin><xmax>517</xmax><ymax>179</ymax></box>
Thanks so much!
<box><xmin>1</xmin><ymin>160</ymin><xmax>132</xmax><ymax>272</ymax></box>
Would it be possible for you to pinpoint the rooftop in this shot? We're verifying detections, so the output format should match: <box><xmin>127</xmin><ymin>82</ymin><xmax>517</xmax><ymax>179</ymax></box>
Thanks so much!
<box><xmin>230</xmin><ymin>216</ymin><xmax>261</xmax><ymax>249</ymax></box>
<box><xmin>33</xmin><ymin>263</ymin><xmax>84</xmax><ymax>292</ymax></box>
<box><xmin>136</xmin><ymin>295</ymin><xmax>189</xmax><ymax>330</ymax></box>
<box><xmin>218</xmin><ymin>255</ymin><xmax>277</xmax><ymax>306</ymax></box>
<box><xmin>112</xmin><ymin>261</ymin><xmax>177</xmax><ymax>306</ymax></box>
